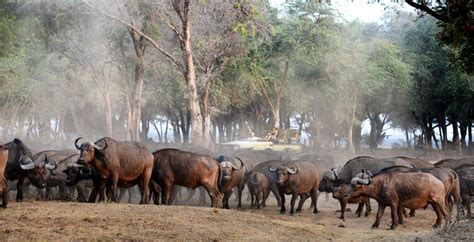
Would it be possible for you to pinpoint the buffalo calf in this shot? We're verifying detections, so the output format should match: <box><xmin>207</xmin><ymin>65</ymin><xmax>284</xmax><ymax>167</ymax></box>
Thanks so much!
<box><xmin>247</xmin><ymin>171</ymin><xmax>268</xmax><ymax>209</ymax></box>
<box><xmin>332</xmin><ymin>184</ymin><xmax>371</xmax><ymax>220</ymax></box>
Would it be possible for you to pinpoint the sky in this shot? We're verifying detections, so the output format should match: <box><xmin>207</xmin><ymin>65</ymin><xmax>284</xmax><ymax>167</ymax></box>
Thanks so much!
<box><xmin>270</xmin><ymin>0</ymin><xmax>413</xmax><ymax>23</ymax></box>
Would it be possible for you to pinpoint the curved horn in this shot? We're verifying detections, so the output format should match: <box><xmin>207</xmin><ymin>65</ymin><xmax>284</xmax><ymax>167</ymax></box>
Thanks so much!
<box><xmin>19</xmin><ymin>155</ymin><xmax>35</xmax><ymax>170</ymax></box>
<box><xmin>268</xmin><ymin>167</ymin><xmax>277</xmax><ymax>172</ymax></box>
<box><xmin>351</xmin><ymin>177</ymin><xmax>370</xmax><ymax>185</ymax></box>
<box><xmin>93</xmin><ymin>139</ymin><xmax>107</xmax><ymax>151</ymax></box>
<box><xmin>286</xmin><ymin>166</ymin><xmax>298</xmax><ymax>175</ymax></box>
<box><xmin>75</xmin><ymin>137</ymin><xmax>82</xmax><ymax>150</ymax></box>
<box><xmin>331</xmin><ymin>168</ymin><xmax>340</xmax><ymax>180</ymax></box>
<box><xmin>44</xmin><ymin>155</ymin><xmax>57</xmax><ymax>170</ymax></box>
<box><xmin>232</xmin><ymin>157</ymin><xmax>245</xmax><ymax>170</ymax></box>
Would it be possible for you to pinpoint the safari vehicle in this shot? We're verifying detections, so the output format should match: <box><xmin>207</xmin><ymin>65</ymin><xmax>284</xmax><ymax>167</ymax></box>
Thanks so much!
<box><xmin>219</xmin><ymin>129</ymin><xmax>302</xmax><ymax>153</ymax></box>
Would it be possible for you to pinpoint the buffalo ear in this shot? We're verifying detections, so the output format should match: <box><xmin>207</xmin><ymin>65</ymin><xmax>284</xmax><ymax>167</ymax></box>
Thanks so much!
<box><xmin>367</xmin><ymin>171</ymin><xmax>373</xmax><ymax>177</ymax></box>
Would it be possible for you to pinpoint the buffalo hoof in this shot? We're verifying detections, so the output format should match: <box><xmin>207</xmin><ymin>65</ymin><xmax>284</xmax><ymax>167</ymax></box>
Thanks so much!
<box><xmin>432</xmin><ymin>224</ymin><xmax>441</xmax><ymax>229</ymax></box>
<box><xmin>389</xmin><ymin>225</ymin><xmax>397</xmax><ymax>230</ymax></box>
<box><xmin>280</xmin><ymin>210</ymin><xmax>286</xmax><ymax>214</ymax></box>
<box><xmin>371</xmin><ymin>223</ymin><xmax>379</xmax><ymax>229</ymax></box>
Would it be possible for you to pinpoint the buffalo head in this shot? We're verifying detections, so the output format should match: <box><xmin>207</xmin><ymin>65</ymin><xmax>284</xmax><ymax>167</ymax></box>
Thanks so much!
<box><xmin>319</xmin><ymin>168</ymin><xmax>342</xmax><ymax>193</ymax></box>
<box><xmin>269</xmin><ymin>165</ymin><xmax>298</xmax><ymax>185</ymax></box>
<box><xmin>75</xmin><ymin>137</ymin><xmax>107</xmax><ymax>165</ymax></box>
<box><xmin>63</xmin><ymin>163</ymin><xmax>86</xmax><ymax>186</ymax></box>
<box><xmin>219</xmin><ymin>157</ymin><xmax>244</xmax><ymax>181</ymax></box>
<box><xmin>20</xmin><ymin>154</ymin><xmax>56</xmax><ymax>188</ymax></box>
<box><xmin>351</xmin><ymin>169</ymin><xmax>373</xmax><ymax>187</ymax></box>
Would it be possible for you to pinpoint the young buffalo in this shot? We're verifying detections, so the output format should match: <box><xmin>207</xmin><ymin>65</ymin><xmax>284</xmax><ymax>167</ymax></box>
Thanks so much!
<box><xmin>247</xmin><ymin>171</ymin><xmax>268</xmax><ymax>209</ymax></box>
<box><xmin>332</xmin><ymin>184</ymin><xmax>371</xmax><ymax>220</ymax></box>
<box><xmin>350</xmin><ymin>169</ymin><xmax>449</xmax><ymax>230</ymax></box>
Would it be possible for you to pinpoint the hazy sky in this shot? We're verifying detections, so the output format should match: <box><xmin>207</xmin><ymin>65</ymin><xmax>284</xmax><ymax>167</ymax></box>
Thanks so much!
<box><xmin>270</xmin><ymin>0</ymin><xmax>413</xmax><ymax>23</ymax></box>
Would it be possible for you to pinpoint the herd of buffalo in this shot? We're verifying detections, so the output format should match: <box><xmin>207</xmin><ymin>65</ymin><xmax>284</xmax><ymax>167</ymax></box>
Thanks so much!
<box><xmin>0</xmin><ymin>137</ymin><xmax>473</xmax><ymax>230</ymax></box>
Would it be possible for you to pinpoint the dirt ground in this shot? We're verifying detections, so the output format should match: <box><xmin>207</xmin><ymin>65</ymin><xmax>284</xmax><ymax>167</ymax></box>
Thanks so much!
<box><xmin>0</xmin><ymin>192</ymin><xmax>471</xmax><ymax>241</ymax></box>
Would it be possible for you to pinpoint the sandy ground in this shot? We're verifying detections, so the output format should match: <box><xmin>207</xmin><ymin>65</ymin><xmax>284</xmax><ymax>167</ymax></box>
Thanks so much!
<box><xmin>0</xmin><ymin>192</ymin><xmax>470</xmax><ymax>241</ymax></box>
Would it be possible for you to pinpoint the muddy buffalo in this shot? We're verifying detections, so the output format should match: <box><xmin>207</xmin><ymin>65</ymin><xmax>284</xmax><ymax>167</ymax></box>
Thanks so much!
<box><xmin>75</xmin><ymin>137</ymin><xmax>154</xmax><ymax>203</ymax></box>
<box><xmin>332</xmin><ymin>184</ymin><xmax>371</xmax><ymax>220</ymax></box>
<box><xmin>269</xmin><ymin>161</ymin><xmax>320</xmax><ymax>215</ymax></box>
<box><xmin>454</xmin><ymin>164</ymin><xmax>474</xmax><ymax>218</ymax></box>
<box><xmin>152</xmin><ymin>149</ymin><xmax>222</xmax><ymax>207</ymax></box>
<box><xmin>350</xmin><ymin>169</ymin><xmax>449</xmax><ymax>230</ymax></box>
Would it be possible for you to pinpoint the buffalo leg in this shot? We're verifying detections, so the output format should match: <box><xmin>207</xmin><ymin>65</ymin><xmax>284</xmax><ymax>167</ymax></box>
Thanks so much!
<box><xmin>279</xmin><ymin>189</ymin><xmax>286</xmax><ymax>214</ymax></box>
<box><xmin>289</xmin><ymin>192</ymin><xmax>298</xmax><ymax>215</ymax></box>
<box><xmin>431</xmin><ymin>203</ymin><xmax>444</xmax><ymax>228</ymax></box>
<box><xmin>372</xmin><ymin>204</ymin><xmax>386</xmax><ymax>228</ymax></box>
<box><xmin>16</xmin><ymin>177</ymin><xmax>25</xmax><ymax>202</ymax></box>
<box><xmin>250</xmin><ymin>191</ymin><xmax>255</xmax><ymax>208</ymax></box>
<box><xmin>409</xmin><ymin>209</ymin><xmax>416</xmax><ymax>217</ymax></box>
<box><xmin>162</xmin><ymin>183</ymin><xmax>173</xmax><ymax>205</ymax></box>
<box><xmin>222</xmin><ymin>190</ymin><xmax>232</xmax><ymax>209</ymax></box>
<box><xmin>1</xmin><ymin>182</ymin><xmax>7</xmax><ymax>208</ymax></box>
<box><xmin>296</xmin><ymin>193</ymin><xmax>309</xmax><ymax>213</ymax></box>
<box><xmin>339</xmin><ymin>200</ymin><xmax>347</xmax><ymax>220</ymax></box>
<box><xmin>237</xmin><ymin>182</ymin><xmax>244</xmax><ymax>208</ymax></box>
<box><xmin>140</xmin><ymin>166</ymin><xmax>152</xmax><ymax>204</ymax></box>
<box><xmin>262</xmin><ymin>189</ymin><xmax>269</xmax><ymax>208</ymax></box>
<box><xmin>365</xmin><ymin>199</ymin><xmax>372</xmax><ymax>216</ymax></box>
<box><xmin>355</xmin><ymin>202</ymin><xmax>364</xmax><ymax>217</ymax></box>
<box><xmin>255</xmin><ymin>190</ymin><xmax>261</xmax><ymax>209</ymax></box>
<box><xmin>311</xmin><ymin>189</ymin><xmax>319</xmax><ymax>213</ymax></box>
<box><xmin>389</xmin><ymin>203</ymin><xmax>399</xmax><ymax>230</ymax></box>
<box><xmin>397</xmin><ymin>206</ymin><xmax>404</xmax><ymax>225</ymax></box>
<box><xmin>271</xmin><ymin>185</ymin><xmax>282</xmax><ymax>207</ymax></box>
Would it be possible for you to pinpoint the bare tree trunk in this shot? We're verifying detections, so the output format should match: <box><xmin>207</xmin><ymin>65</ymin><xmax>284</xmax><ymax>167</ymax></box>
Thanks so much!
<box><xmin>346</xmin><ymin>91</ymin><xmax>357</xmax><ymax>156</ymax></box>
<box><xmin>405</xmin><ymin>129</ymin><xmax>411</xmax><ymax>149</ymax></box>
<box><xmin>202</xmin><ymin>78</ymin><xmax>212</xmax><ymax>147</ymax></box>
<box><xmin>452</xmin><ymin>116</ymin><xmax>461</xmax><ymax>152</ymax></box>
<box><xmin>104</xmin><ymin>89</ymin><xmax>113</xmax><ymax>137</ymax></box>
<box><xmin>439</xmin><ymin>114</ymin><xmax>448</xmax><ymax>150</ymax></box>
<box><xmin>128</xmin><ymin>27</ymin><xmax>146</xmax><ymax>141</ymax></box>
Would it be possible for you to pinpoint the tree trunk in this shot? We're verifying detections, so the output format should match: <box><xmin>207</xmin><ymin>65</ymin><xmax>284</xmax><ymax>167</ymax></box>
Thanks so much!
<box><xmin>405</xmin><ymin>129</ymin><xmax>411</xmax><ymax>149</ymax></box>
<box><xmin>179</xmin><ymin>0</ymin><xmax>203</xmax><ymax>145</ymax></box>
<box><xmin>346</xmin><ymin>91</ymin><xmax>357</xmax><ymax>155</ymax></box>
<box><xmin>128</xmin><ymin>27</ymin><xmax>146</xmax><ymax>142</ymax></box>
<box><xmin>368</xmin><ymin>114</ymin><xmax>378</xmax><ymax>149</ymax></box>
<box><xmin>202</xmin><ymin>77</ymin><xmax>212</xmax><ymax>147</ymax></box>
<box><xmin>439</xmin><ymin>114</ymin><xmax>448</xmax><ymax>150</ymax></box>
<box><xmin>452</xmin><ymin>116</ymin><xmax>461</xmax><ymax>152</ymax></box>
<box><xmin>105</xmin><ymin>91</ymin><xmax>113</xmax><ymax>137</ymax></box>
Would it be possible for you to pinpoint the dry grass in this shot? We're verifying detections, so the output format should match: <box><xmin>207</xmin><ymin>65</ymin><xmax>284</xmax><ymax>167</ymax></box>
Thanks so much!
<box><xmin>0</xmin><ymin>195</ymin><xmax>466</xmax><ymax>241</ymax></box>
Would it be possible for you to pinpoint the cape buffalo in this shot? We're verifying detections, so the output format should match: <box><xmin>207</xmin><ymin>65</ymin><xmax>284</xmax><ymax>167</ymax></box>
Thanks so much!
<box><xmin>351</xmin><ymin>169</ymin><xmax>449</xmax><ymax>230</ymax></box>
<box><xmin>246</xmin><ymin>160</ymin><xmax>284</xmax><ymax>207</ymax></box>
<box><xmin>216</xmin><ymin>155</ymin><xmax>246</xmax><ymax>209</ymax></box>
<box><xmin>435</xmin><ymin>158</ymin><xmax>474</xmax><ymax>169</ymax></box>
<box><xmin>5</xmin><ymin>138</ymin><xmax>55</xmax><ymax>201</ymax></box>
<box><xmin>75</xmin><ymin>137</ymin><xmax>154</xmax><ymax>203</ymax></box>
<box><xmin>0</xmin><ymin>144</ymin><xmax>9</xmax><ymax>208</ymax></box>
<box><xmin>332</xmin><ymin>184</ymin><xmax>371</xmax><ymax>220</ymax></box>
<box><xmin>152</xmin><ymin>149</ymin><xmax>222</xmax><ymax>207</ymax></box>
<box><xmin>380</xmin><ymin>165</ymin><xmax>463</xmax><ymax>218</ymax></box>
<box><xmin>319</xmin><ymin>156</ymin><xmax>415</xmax><ymax>193</ymax></box>
<box><xmin>246</xmin><ymin>171</ymin><xmax>268</xmax><ymax>209</ymax></box>
<box><xmin>269</xmin><ymin>161</ymin><xmax>320</xmax><ymax>215</ymax></box>
<box><xmin>454</xmin><ymin>164</ymin><xmax>474</xmax><ymax>218</ymax></box>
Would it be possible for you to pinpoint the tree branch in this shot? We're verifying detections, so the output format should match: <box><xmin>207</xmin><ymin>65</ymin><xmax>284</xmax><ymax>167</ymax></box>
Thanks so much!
<box><xmin>404</xmin><ymin>0</ymin><xmax>450</xmax><ymax>23</ymax></box>
<box><xmin>82</xmin><ymin>1</ymin><xmax>185</xmax><ymax>75</ymax></box>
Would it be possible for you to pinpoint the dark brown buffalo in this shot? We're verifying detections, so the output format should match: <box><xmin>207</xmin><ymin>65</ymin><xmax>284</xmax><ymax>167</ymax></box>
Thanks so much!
<box><xmin>246</xmin><ymin>171</ymin><xmax>268</xmax><ymax>209</ymax></box>
<box><xmin>380</xmin><ymin>165</ymin><xmax>463</xmax><ymax>218</ymax></box>
<box><xmin>350</xmin><ymin>169</ymin><xmax>449</xmax><ymax>230</ymax></box>
<box><xmin>216</xmin><ymin>155</ymin><xmax>246</xmax><ymax>209</ymax></box>
<box><xmin>5</xmin><ymin>138</ymin><xmax>54</xmax><ymax>201</ymax></box>
<box><xmin>454</xmin><ymin>164</ymin><xmax>474</xmax><ymax>218</ymax></box>
<box><xmin>75</xmin><ymin>137</ymin><xmax>154</xmax><ymax>203</ymax></box>
<box><xmin>269</xmin><ymin>161</ymin><xmax>320</xmax><ymax>215</ymax></box>
<box><xmin>247</xmin><ymin>160</ymin><xmax>283</xmax><ymax>207</ymax></box>
<box><xmin>0</xmin><ymin>145</ymin><xmax>9</xmax><ymax>208</ymax></box>
<box><xmin>332</xmin><ymin>184</ymin><xmax>371</xmax><ymax>220</ymax></box>
<box><xmin>435</xmin><ymin>158</ymin><xmax>474</xmax><ymax>169</ymax></box>
<box><xmin>395</xmin><ymin>156</ymin><xmax>434</xmax><ymax>168</ymax></box>
<box><xmin>152</xmin><ymin>148</ymin><xmax>222</xmax><ymax>207</ymax></box>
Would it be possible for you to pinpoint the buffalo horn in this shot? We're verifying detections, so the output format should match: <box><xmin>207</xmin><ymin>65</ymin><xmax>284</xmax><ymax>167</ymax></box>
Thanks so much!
<box><xmin>351</xmin><ymin>177</ymin><xmax>370</xmax><ymax>185</ymax></box>
<box><xmin>329</xmin><ymin>168</ymin><xmax>340</xmax><ymax>181</ymax></box>
<box><xmin>268</xmin><ymin>167</ymin><xmax>277</xmax><ymax>172</ymax></box>
<box><xmin>19</xmin><ymin>155</ymin><xmax>36</xmax><ymax>170</ymax></box>
<box><xmin>44</xmin><ymin>155</ymin><xmax>57</xmax><ymax>170</ymax></box>
<box><xmin>75</xmin><ymin>137</ymin><xmax>83</xmax><ymax>150</ymax></box>
<box><xmin>233</xmin><ymin>157</ymin><xmax>245</xmax><ymax>170</ymax></box>
<box><xmin>94</xmin><ymin>139</ymin><xmax>107</xmax><ymax>151</ymax></box>
<box><xmin>286</xmin><ymin>166</ymin><xmax>298</xmax><ymax>175</ymax></box>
